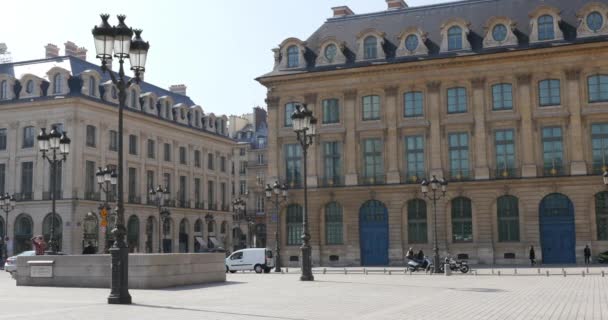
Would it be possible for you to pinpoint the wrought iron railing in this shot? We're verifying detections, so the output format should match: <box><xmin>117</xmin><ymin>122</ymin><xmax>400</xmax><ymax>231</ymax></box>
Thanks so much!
<box><xmin>360</xmin><ymin>174</ymin><xmax>386</xmax><ymax>186</ymax></box>
<box><xmin>319</xmin><ymin>176</ymin><xmax>344</xmax><ymax>187</ymax></box>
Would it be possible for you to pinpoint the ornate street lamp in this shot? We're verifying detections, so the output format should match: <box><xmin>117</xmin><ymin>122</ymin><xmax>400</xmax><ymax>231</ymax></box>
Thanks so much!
<box><xmin>0</xmin><ymin>193</ymin><xmax>16</xmax><ymax>263</ymax></box>
<box><xmin>265</xmin><ymin>181</ymin><xmax>287</xmax><ymax>272</ymax></box>
<box><xmin>420</xmin><ymin>175</ymin><xmax>448</xmax><ymax>274</ymax></box>
<box><xmin>290</xmin><ymin>104</ymin><xmax>317</xmax><ymax>281</ymax></box>
<box><xmin>149</xmin><ymin>185</ymin><xmax>170</xmax><ymax>253</ymax></box>
<box><xmin>92</xmin><ymin>13</ymin><xmax>149</xmax><ymax>305</ymax></box>
<box><xmin>96</xmin><ymin>166</ymin><xmax>117</xmax><ymax>253</ymax></box>
<box><xmin>37</xmin><ymin>126</ymin><xmax>71</xmax><ymax>255</ymax></box>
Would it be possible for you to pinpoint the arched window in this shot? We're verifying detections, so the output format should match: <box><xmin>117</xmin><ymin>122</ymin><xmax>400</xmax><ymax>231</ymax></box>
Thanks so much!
<box><xmin>207</xmin><ymin>220</ymin><xmax>215</xmax><ymax>233</ymax></box>
<box><xmin>145</xmin><ymin>216</ymin><xmax>155</xmax><ymax>253</ymax></box>
<box><xmin>538</xmin><ymin>15</ymin><xmax>555</xmax><ymax>40</ymax></box>
<box><xmin>127</xmin><ymin>215</ymin><xmax>139</xmax><ymax>252</ymax></box>
<box><xmin>286</xmin><ymin>204</ymin><xmax>303</xmax><ymax>245</ymax></box>
<box><xmin>452</xmin><ymin>197</ymin><xmax>472</xmax><ymax>242</ymax></box>
<box><xmin>325</xmin><ymin>202</ymin><xmax>343</xmax><ymax>245</ymax></box>
<box><xmin>53</xmin><ymin>73</ymin><xmax>63</xmax><ymax>94</ymax></box>
<box><xmin>448</xmin><ymin>26</ymin><xmax>463</xmax><ymax>51</ymax></box>
<box><xmin>287</xmin><ymin>45</ymin><xmax>299</xmax><ymax>68</ymax></box>
<box><xmin>14</xmin><ymin>214</ymin><xmax>33</xmax><ymax>254</ymax></box>
<box><xmin>179</xmin><ymin>219</ymin><xmax>189</xmax><ymax>253</ymax></box>
<box><xmin>363</xmin><ymin>36</ymin><xmax>377</xmax><ymax>59</ymax></box>
<box><xmin>595</xmin><ymin>192</ymin><xmax>608</xmax><ymax>240</ymax></box>
<box><xmin>194</xmin><ymin>219</ymin><xmax>203</xmax><ymax>233</ymax></box>
<box><xmin>408</xmin><ymin>199</ymin><xmax>427</xmax><ymax>243</ymax></box>
<box><xmin>0</xmin><ymin>80</ymin><xmax>7</xmax><ymax>100</ymax></box>
<box><xmin>130</xmin><ymin>90</ymin><xmax>137</xmax><ymax>109</ymax></box>
<box><xmin>88</xmin><ymin>77</ymin><xmax>96</xmax><ymax>97</ymax></box>
<box><xmin>588</xmin><ymin>75</ymin><xmax>608</xmax><ymax>103</ymax></box>
<box><xmin>43</xmin><ymin>213</ymin><xmax>63</xmax><ymax>252</ymax></box>
<box><xmin>497</xmin><ymin>195</ymin><xmax>519</xmax><ymax>242</ymax></box>
<box><xmin>26</xmin><ymin>80</ymin><xmax>34</xmax><ymax>94</ymax></box>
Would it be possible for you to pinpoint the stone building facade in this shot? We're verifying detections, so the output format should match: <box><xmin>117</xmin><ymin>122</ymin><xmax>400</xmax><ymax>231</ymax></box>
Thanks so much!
<box><xmin>0</xmin><ymin>53</ymin><xmax>236</xmax><ymax>256</ymax></box>
<box><xmin>257</xmin><ymin>0</ymin><xmax>608</xmax><ymax>266</ymax></box>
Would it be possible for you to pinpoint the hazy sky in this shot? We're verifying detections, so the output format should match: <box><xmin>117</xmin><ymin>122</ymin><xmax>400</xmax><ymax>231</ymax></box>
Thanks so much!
<box><xmin>3</xmin><ymin>0</ymin><xmax>457</xmax><ymax>116</ymax></box>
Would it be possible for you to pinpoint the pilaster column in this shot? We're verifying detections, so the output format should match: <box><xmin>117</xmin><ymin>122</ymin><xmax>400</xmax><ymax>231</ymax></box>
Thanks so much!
<box><xmin>63</xmin><ymin>118</ymin><xmax>75</xmax><ymax>199</ymax></box>
<box><xmin>471</xmin><ymin>77</ymin><xmax>489</xmax><ymax>179</ymax></box>
<box><xmin>266</xmin><ymin>96</ymin><xmax>280</xmax><ymax>183</ymax></box>
<box><xmin>383</xmin><ymin>86</ymin><xmax>401</xmax><ymax>183</ymax></box>
<box><xmin>188</xmin><ymin>144</ymin><xmax>195</xmax><ymax>206</ymax></box>
<box><xmin>305</xmin><ymin>93</ymin><xmax>318</xmax><ymax>188</ymax></box>
<box><xmin>517</xmin><ymin>73</ymin><xmax>536</xmax><ymax>177</ymax></box>
<box><xmin>34</xmin><ymin>120</ymin><xmax>47</xmax><ymax>200</ymax></box>
<box><xmin>343</xmin><ymin>89</ymin><xmax>358</xmax><ymax>186</ymax></box>
<box><xmin>8</xmin><ymin>122</ymin><xmax>19</xmax><ymax>194</ymax></box>
<box><xmin>565</xmin><ymin>68</ymin><xmax>587</xmax><ymax>175</ymax></box>
<box><xmin>426</xmin><ymin>81</ymin><xmax>443</xmax><ymax>177</ymax></box>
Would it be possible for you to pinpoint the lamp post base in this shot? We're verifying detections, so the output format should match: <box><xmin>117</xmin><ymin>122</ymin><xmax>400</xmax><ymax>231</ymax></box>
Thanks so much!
<box><xmin>107</xmin><ymin>246</ymin><xmax>131</xmax><ymax>305</ymax></box>
<box><xmin>300</xmin><ymin>245</ymin><xmax>314</xmax><ymax>281</ymax></box>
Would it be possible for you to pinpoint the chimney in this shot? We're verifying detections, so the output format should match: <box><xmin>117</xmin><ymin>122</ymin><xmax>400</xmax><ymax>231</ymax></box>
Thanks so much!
<box><xmin>76</xmin><ymin>47</ymin><xmax>87</xmax><ymax>60</ymax></box>
<box><xmin>169</xmin><ymin>84</ymin><xmax>187</xmax><ymax>96</ymax></box>
<box><xmin>45</xmin><ymin>43</ymin><xmax>59</xmax><ymax>58</ymax></box>
<box><xmin>331</xmin><ymin>6</ymin><xmax>354</xmax><ymax>18</ymax></box>
<box><xmin>64</xmin><ymin>41</ymin><xmax>78</xmax><ymax>57</ymax></box>
<box><xmin>386</xmin><ymin>0</ymin><xmax>408</xmax><ymax>10</ymax></box>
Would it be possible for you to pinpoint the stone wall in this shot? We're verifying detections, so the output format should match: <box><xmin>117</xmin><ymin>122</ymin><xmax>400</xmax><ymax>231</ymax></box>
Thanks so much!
<box><xmin>15</xmin><ymin>253</ymin><xmax>226</xmax><ymax>289</ymax></box>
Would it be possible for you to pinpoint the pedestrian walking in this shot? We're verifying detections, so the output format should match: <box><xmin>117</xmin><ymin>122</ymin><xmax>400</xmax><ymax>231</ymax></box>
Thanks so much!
<box><xmin>32</xmin><ymin>235</ymin><xmax>46</xmax><ymax>256</ymax></box>
<box><xmin>584</xmin><ymin>244</ymin><xmax>591</xmax><ymax>265</ymax></box>
<box><xmin>529</xmin><ymin>245</ymin><xmax>536</xmax><ymax>266</ymax></box>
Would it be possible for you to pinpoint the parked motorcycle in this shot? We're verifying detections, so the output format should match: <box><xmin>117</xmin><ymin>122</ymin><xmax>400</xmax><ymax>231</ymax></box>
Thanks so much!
<box><xmin>407</xmin><ymin>256</ymin><xmax>432</xmax><ymax>272</ymax></box>
<box><xmin>438</xmin><ymin>256</ymin><xmax>470</xmax><ymax>274</ymax></box>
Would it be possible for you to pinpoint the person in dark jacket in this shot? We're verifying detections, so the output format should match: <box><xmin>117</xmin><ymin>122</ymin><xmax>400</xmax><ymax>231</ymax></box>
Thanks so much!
<box><xmin>82</xmin><ymin>242</ymin><xmax>96</xmax><ymax>254</ymax></box>
<box><xmin>417</xmin><ymin>250</ymin><xmax>424</xmax><ymax>261</ymax></box>
<box><xmin>529</xmin><ymin>245</ymin><xmax>536</xmax><ymax>266</ymax></box>
<box><xmin>584</xmin><ymin>244</ymin><xmax>591</xmax><ymax>265</ymax></box>
<box><xmin>406</xmin><ymin>248</ymin><xmax>414</xmax><ymax>260</ymax></box>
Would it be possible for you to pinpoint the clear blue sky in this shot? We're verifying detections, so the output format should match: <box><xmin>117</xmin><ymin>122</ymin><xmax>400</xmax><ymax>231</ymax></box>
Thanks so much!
<box><xmin>3</xmin><ymin>0</ymin><xmax>455</xmax><ymax>116</ymax></box>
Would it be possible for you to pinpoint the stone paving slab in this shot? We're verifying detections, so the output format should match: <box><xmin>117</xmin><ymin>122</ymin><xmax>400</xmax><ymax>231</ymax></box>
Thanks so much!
<box><xmin>0</xmin><ymin>268</ymin><xmax>606</xmax><ymax>320</ymax></box>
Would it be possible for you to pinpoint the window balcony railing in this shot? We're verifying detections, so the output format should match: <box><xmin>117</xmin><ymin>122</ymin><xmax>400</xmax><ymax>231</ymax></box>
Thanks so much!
<box><xmin>128</xmin><ymin>195</ymin><xmax>141</xmax><ymax>204</ymax></box>
<box><xmin>402</xmin><ymin>171</ymin><xmax>426</xmax><ymax>184</ymax></box>
<box><xmin>494</xmin><ymin>167</ymin><xmax>519</xmax><ymax>179</ymax></box>
<box><xmin>448</xmin><ymin>169</ymin><xmax>471</xmax><ymax>181</ymax></box>
<box><xmin>178</xmin><ymin>199</ymin><xmax>190</xmax><ymax>208</ymax></box>
<box><xmin>543</xmin><ymin>164</ymin><xmax>565</xmax><ymax>177</ymax></box>
<box><xmin>208</xmin><ymin>203</ymin><xmax>217</xmax><ymax>211</ymax></box>
<box><xmin>592</xmin><ymin>162</ymin><xmax>607</xmax><ymax>175</ymax></box>
<box><xmin>43</xmin><ymin>191</ymin><xmax>64</xmax><ymax>200</ymax></box>
<box><xmin>84</xmin><ymin>191</ymin><xmax>101</xmax><ymax>201</ymax></box>
<box><xmin>286</xmin><ymin>178</ymin><xmax>302</xmax><ymax>189</ymax></box>
<box><xmin>15</xmin><ymin>192</ymin><xmax>34</xmax><ymax>201</ymax></box>
<box><xmin>319</xmin><ymin>176</ymin><xmax>344</xmax><ymax>187</ymax></box>
<box><xmin>195</xmin><ymin>201</ymin><xmax>205</xmax><ymax>209</ymax></box>
<box><xmin>360</xmin><ymin>174</ymin><xmax>386</xmax><ymax>186</ymax></box>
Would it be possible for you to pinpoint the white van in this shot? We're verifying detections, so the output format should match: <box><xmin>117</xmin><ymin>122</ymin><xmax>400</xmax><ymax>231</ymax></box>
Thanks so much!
<box><xmin>225</xmin><ymin>248</ymin><xmax>274</xmax><ymax>273</ymax></box>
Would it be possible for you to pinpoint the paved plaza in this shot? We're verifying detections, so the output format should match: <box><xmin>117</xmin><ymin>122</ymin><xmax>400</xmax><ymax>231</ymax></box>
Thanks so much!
<box><xmin>0</xmin><ymin>266</ymin><xmax>607</xmax><ymax>320</ymax></box>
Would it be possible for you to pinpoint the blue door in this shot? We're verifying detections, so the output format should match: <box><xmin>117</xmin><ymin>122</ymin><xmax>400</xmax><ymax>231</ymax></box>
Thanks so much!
<box><xmin>359</xmin><ymin>200</ymin><xmax>389</xmax><ymax>266</ymax></box>
<box><xmin>539</xmin><ymin>193</ymin><xmax>575</xmax><ymax>264</ymax></box>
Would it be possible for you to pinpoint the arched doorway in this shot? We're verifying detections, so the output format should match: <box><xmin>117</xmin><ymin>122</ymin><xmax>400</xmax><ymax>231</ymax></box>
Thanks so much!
<box><xmin>163</xmin><ymin>218</ymin><xmax>173</xmax><ymax>253</ymax></box>
<box><xmin>179</xmin><ymin>219</ymin><xmax>189</xmax><ymax>253</ymax></box>
<box><xmin>359</xmin><ymin>200</ymin><xmax>388</xmax><ymax>266</ymax></box>
<box><xmin>14</xmin><ymin>214</ymin><xmax>33</xmax><ymax>254</ymax></box>
<box><xmin>83</xmin><ymin>213</ymin><xmax>99</xmax><ymax>253</ymax></box>
<box><xmin>539</xmin><ymin>193</ymin><xmax>575</xmax><ymax>264</ymax></box>
<box><xmin>194</xmin><ymin>219</ymin><xmax>203</xmax><ymax>252</ymax></box>
<box><xmin>43</xmin><ymin>213</ymin><xmax>62</xmax><ymax>252</ymax></box>
<box><xmin>127</xmin><ymin>215</ymin><xmax>139</xmax><ymax>253</ymax></box>
<box><xmin>145</xmin><ymin>216</ymin><xmax>156</xmax><ymax>253</ymax></box>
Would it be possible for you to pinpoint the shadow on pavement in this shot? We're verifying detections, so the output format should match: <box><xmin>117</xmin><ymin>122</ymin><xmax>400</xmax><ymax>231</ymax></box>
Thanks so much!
<box><xmin>157</xmin><ymin>281</ymin><xmax>246</xmax><ymax>291</ymax></box>
<box><xmin>131</xmin><ymin>303</ymin><xmax>307</xmax><ymax>320</ymax></box>
<box><xmin>315</xmin><ymin>280</ymin><xmax>505</xmax><ymax>293</ymax></box>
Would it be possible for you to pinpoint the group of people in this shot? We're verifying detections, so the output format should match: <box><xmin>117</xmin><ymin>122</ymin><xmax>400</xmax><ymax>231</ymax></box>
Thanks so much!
<box><xmin>406</xmin><ymin>247</ymin><xmax>425</xmax><ymax>263</ymax></box>
<box><xmin>527</xmin><ymin>244</ymin><xmax>592</xmax><ymax>266</ymax></box>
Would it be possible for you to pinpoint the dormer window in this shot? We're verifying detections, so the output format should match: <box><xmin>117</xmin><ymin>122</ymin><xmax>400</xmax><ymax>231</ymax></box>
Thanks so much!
<box><xmin>364</xmin><ymin>36</ymin><xmax>377</xmax><ymax>59</ymax></box>
<box><xmin>0</xmin><ymin>80</ymin><xmax>7</xmax><ymax>100</ymax></box>
<box><xmin>149</xmin><ymin>97</ymin><xmax>154</xmax><ymax>110</ymax></box>
<box><xmin>324</xmin><ymin>44</ymin><xmax>337</xmax><ymax>63</ymax></box>
<box><xmin>538</xmin><ymin>15</ymin><xmax>555</xmax><ymax>40</ymax></box>
<box><xmin>26</xmin><ymin>80</ymin><xmax>34</xmax><ymax>94</ymax></box>
<box><xmin>180</xmin><ymin>109</ymin><xmax>185</xmax><ymax>120</ymax></box>
<box><xmin>88</xmin><ymin>77</ymin><xmax>96</xmax><ymax>97</ymax></box>
<box><xmin>405</xmin><ymin>34</ymin><xmax>419</xmax><ymax>52</ymax></box>
<box><xmin>587</xmin><ymin>12</ymin><xmax>604</xmax><ymax>32</ymax></box>
<box><xmin>53</xmin><ymin>73</ymin><xmax>62</xmax><ymax>94</ymax></box>
<box><xmin>492</xmin><ymin>24</ymin><xmax>507</xmax><ymax>42</ymax></box>
<box><xmin>287</xmin><ymin>45</ymin><xmax>299</xmax><ymax>68</ymax></box>
<box><xmin>448</xmin><ymin>26</ymin><xmax>463</xmax><ymax>51</ymax></box>
<box><xmin>130</xmin><ymin>89</ymin><xmax>137</xmax><ymax>108</ymax></box>
<box><xmin>165</xmin><ymin>101</ymin><xmax>171</xmax><ymax>119</ymax></box>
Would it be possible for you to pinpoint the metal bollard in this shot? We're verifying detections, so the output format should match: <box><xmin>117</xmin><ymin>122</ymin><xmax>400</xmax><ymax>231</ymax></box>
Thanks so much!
<box><xmin>404</xmin><ymin>268</ymin><xmax>407</xmax><ymax>274</ymax></box>
<box><xmin>602</xmin><ymin>270</ymin><xmax>605</xmax><ymax>277</ymax></box>
<box><xmin>286</xmin><ymin>267</ymin><xmax>289</xmax><ymax>273</ymax></box>
<box><xmin>491</xmin><ymin>268</ymin><xmax>495</xmax><ymax>275</ymax></box>
<box><xmin>546</xmin><ymin>270</ymin><xmax>550</xmax><ymax>277</ymax></box>
<box><xmin>497</xmin><ymin>270</ymin><xmax>501</xmax><ymax>276</ymax></box>
<box><xmin>563</xmin><ymin>270</ymin><xmax>567</xmax><ymax>277</ymax></box>
<box><xmin>323</xmin><ymin>268</ymin><xmax>327</xmax><ymax>274</ymax></box>
<box><xmin>388</xmin><ymin>270</ymin><xmax>392</xmax><ymax>275</ymax></box>
<box><xmin>383</xmin><ymin>268</ymin><xmax>387</xmax><ymax>274</ymax></box>
<box><xmin>474</xmin><ymin>270</ymin><xmax>478</xmax><ymax>276</ymax></box>
<box><xmin>582</xmin><ymin>270</ymin><xmax>585</xmax><ymax>277</ymax></box>
<box><xmin>281</xmin><ymin>270</ymin><xmax>285</xmax><ymax>274</ymax></box>
<box><xmin>344</xmin><ymin>268</ymin><xmax>347</xmax><ymax>275</ymax></box>
<box><xmin>514</xmin><ymin>268</ymin><xmax>517</xmax><ymax>275</ymax></box>
<box><xmin>409</xmin><ymin>270</ymin><xmax>413</xmax><ymax>276</ymax></box>
<box><xmin>586</xmin><ymin>267</ymin><xmax>589</xmax><ymax>274</ymax></box>
<box><xmin>537</xmin><ymin>268</ymin><xmax>541</xmax><ymax>274</ymax></box>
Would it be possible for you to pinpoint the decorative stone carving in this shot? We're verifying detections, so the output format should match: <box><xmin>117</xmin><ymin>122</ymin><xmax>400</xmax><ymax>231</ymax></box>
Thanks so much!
<box><xmin>565</xmin><ymin>68</ymin><xmax>581</xmax><ymax>81</ymax></box>
<box><xmin>316</xmin><ymin>38</ymin><xmax>347</xmax><ymax>66</ymax></box>
<box><xmin>395</xmin><ymin>27</ymin><xmax>429</xmax><ymax>57</ymax></box>
<box><xmin>528</xmin><ymin>5</ymin><xmax>564</xmax><ymax>43</ymax></box>
<box><xmin>471</xmin><ymin>77</ymin><xmax>486</xmax><ymax>89</ymax></box>
<box><xmin>482</xmin><ymin>17</ymin><xmax>519</xmax><ymax>48</ymax></box>
<box><xmin>576</xmin><ymin>2</ymin><xmax>608</xmax><ymax>38</ymax></box>
<box><xmin>516</xmin><ymin>73</ymin><xmax>532</xmax><ymax>85</ymax></box>
<box><xmin>304</xmin><ymin>93</ymin><xmax>318</xmax><ymax>104</ymax></box>
<box><xmin>383</xmin><ymin>86</ymin><xmax>399</xmax><ymax>97</ymax></box>
<box><xmin>426</xmin><ymin>81</ymin><xmax>441</xmax><ymax>92</ymax></box>
<box><xmin>344</xmin><ymin>89</ymin><xmax>358</xmax><ymax>100</ymax></box>
<box><xmin>265</xmin><ymin>96</ymin><xmax>280</xmax><ymax>109</ymax></box>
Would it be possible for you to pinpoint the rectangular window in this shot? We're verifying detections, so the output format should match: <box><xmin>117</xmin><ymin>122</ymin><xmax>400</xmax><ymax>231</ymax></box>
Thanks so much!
<box><xmin>85</xmin><ymin>160</ymin><xmax>95</xmax><ymax>195</ymax></box>
<box><xmin>207</xmin><ymin>181</ymin><xmax>215</xmax><ymax>207</ymax></box>
<box><xmin>194</xmin><ymin>178</ymin><xmax>201</xmax><ymax>204</ymax></box>
<box><xmin>404</xmin><ymin>92</ymin><xmax>423</xmax><ymax>117</ymax></box>
<box><xmin>257</xmin><ymin>153</ymin><xmax>265</xmax><ymax>165</ymax></box>
<box><xmin>179</xmin><ymin>146</ymin><xmax>187</xmax><ymax>165</ymax></box>
<box><xmin>221</xmin><ymin>156</ymin><xmax>226</xmax><ymax>172</ymax></box>
<box><xmin>492</xmin><ymin>83</ymin><xmax>513</xmax><ymax>110</ymax></box>
<box><xmin>163</xmin><ymin>173</ymin><xmax>171</xmax><ymax>192</ymax></box>
<box><xmin>21</xmin><ymin>162</ymin><xmax>33</xmax><ymax>199</ymax></box>
<box><xmin>284</xmin><ymin>103</ymin><xmax>296</xmax><ymax>127</ymax></box>
<box><xmin>239</xmin><ymin>161</ymin><xmax>246</xmax><ymax>175</ymax></box>
<box><xmin>322</xmin><ymin>98</ymin><xmax>340</xmax><ymax>124</ymax></box>
<box><xmin>362</xmin><ymin>95</ymin><xmax>380</xmax><ymax>120</ymax></box>
<box><xmin>240</xmin><ymin>181</ymin><xmax>247</xmax><ymax>195</ymax></box>
<box><xmin>405</xmin><ymin>135</ymin><xmax>425</xmax><ymax>182</ymax></box>
<box><xmin>22</xmin><ymin>126</ymin><xmax>34</xmax><ymax>148</ymax></box>
<box><xmin>323</xmin><ymin>141</ymin><xmax>342</xmax><ymax>185</ymax></box>
<box><xmin>147</xmin><ymin>139</ymin><xmax>155</xmax><ymax>159</ymax></box>
<box><xmin>447</xmin><ymin>87</ymin><xmax>467</xmax><ymax>113</ymax></box>
<box><xmin>146</xmin><ymin>170</ymin><xmax>154</xmax><ymax>189</ymax></box>
<box><xmin>194</xmin><ymin>150</ymin><xmax>201</xmax><ymax>167</ymax></box>
<box><xmin>256</xmin><ymin>195</ymin><xmax>265</xmax><ymax>212</ymax></box>
<box><xmin>128</xmin><ymin>167</ymin><xmax>137</xmax><ymax>202</ymax></box>
<box><xmin>220</xmin><ymin>182</ymin><xmax>226</xmax><ymax>208</ymax></box>
<box><xmin>0</xmin><ymin>128</ymin><xmax>6</xmax><ymax>151</ymax></box>
<box><xmin>592</xmin><ymin>123</ymin><xmax>608</xmax><ymax>173</ymax></box>
<box><xmin>86</xmin><ymin>125</ymin><xmax>96</xmax><ymax>147</ymax></box>
<box><xmin>164</xmin><ymin>143</ymin><xmax>171</xmax><ymax>162</ymax></box>
<box><xmin>109</xmin><ymin>130</ymin><xmax>118</xmax><ymax>151</ymax></box>
<box><xmin>239</xmin><ymin>148</ymin><xmax>246</xmax><ymax>156</ymax></box>
<box><xmin>284</xmin><ymin>144</ymin><xmax>302</xmax><ymax>187</ymax></box>
<box><xmin>588</xmin><ymin>75</ymin><xmax>608</xmax><ymax>103</ymax></box>
<box><xmin>207</xmin><ymin>153</ymin><xmax>214</xmax><ymax>170</ymax></box>
<box><xmin>542</xmin><ymin>127</ymin><xmax>563</xmax><ymax>176</ymax></box>
<box><xmin>448</xmin><ymin>132</ymin><xmax>469</xmax><ymax>179</ymax></box>
<box><xmin>362</xmin><ymin>138</ymin><xmax>384</xmax><ymax>183</ymax></box>
<box><xmin>495</xmin><ymin>129</ymin><xmax>516</xmax><ymax>178</ymax></box>
<box><xmin>179</xmin><ymin>176</ymin><xmax>187</xmax><ymax>204</ymax></box>
<box><xmin>0</xmin><ymin>163</ymin><xmax>5</xmax><ymax>195</ymax></box>
<box><xmin>539</xmin><ymin>79</ymin><xmax>561</xmax><ymax>106</ymax></box>
<box><xmin>128</xmin><ymin>134</ymin><xmax>137</xmax><ymax>155</ymax></box>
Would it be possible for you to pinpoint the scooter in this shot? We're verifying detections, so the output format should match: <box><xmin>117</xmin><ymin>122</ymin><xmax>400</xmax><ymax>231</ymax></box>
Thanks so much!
<box><xmin>407</xmin><ymin>256</ymin><xmax>432</xmax><ymax>272</ymax></box>
<box><xmin>438</xmin><ymin>256</ymin><xmax>470</xmax><ymax>274</ymax></box>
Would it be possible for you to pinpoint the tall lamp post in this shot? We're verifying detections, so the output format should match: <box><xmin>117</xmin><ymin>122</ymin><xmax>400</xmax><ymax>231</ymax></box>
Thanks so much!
<box><xmin>37</xmin><ymin>126</ymin><xmax>71</xmax><ymax>254</ymax></box>
<box><xmin>0</xmin><ymin>193</ymin><xmax>16</xmax><ymax>263</ymax></box>
<box><xmin>232</xmin><ymin>196</ymin><xmax>246</xmax><ymax>251</ymax></box>
<box><xmin>291</xmin><ymin>104</ymin><xmax>317</xmax><ymax>281</ymax></box>
<box><xmin>265</xmin><ymin>182</ymin><xmax>287</xmax><ymax>272</ymax></box>
<box><xmin>92</xmin><ymin>13</ymin><xmax>150</xmax><ymax>305</ymax></box>
<box><xmin>420</xmin><ymin>175</ymin><xmax>448</xmax><ymax>274</ymax></box>
<box><xmin>96</xmin><ymin>167</ymin><xmax>117</xmax><ymax>253</ymax></box>
<box><xmin>149</xmin><ymin>185</ymin><xmax>170</xmax><ymax>253</ymax></box>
